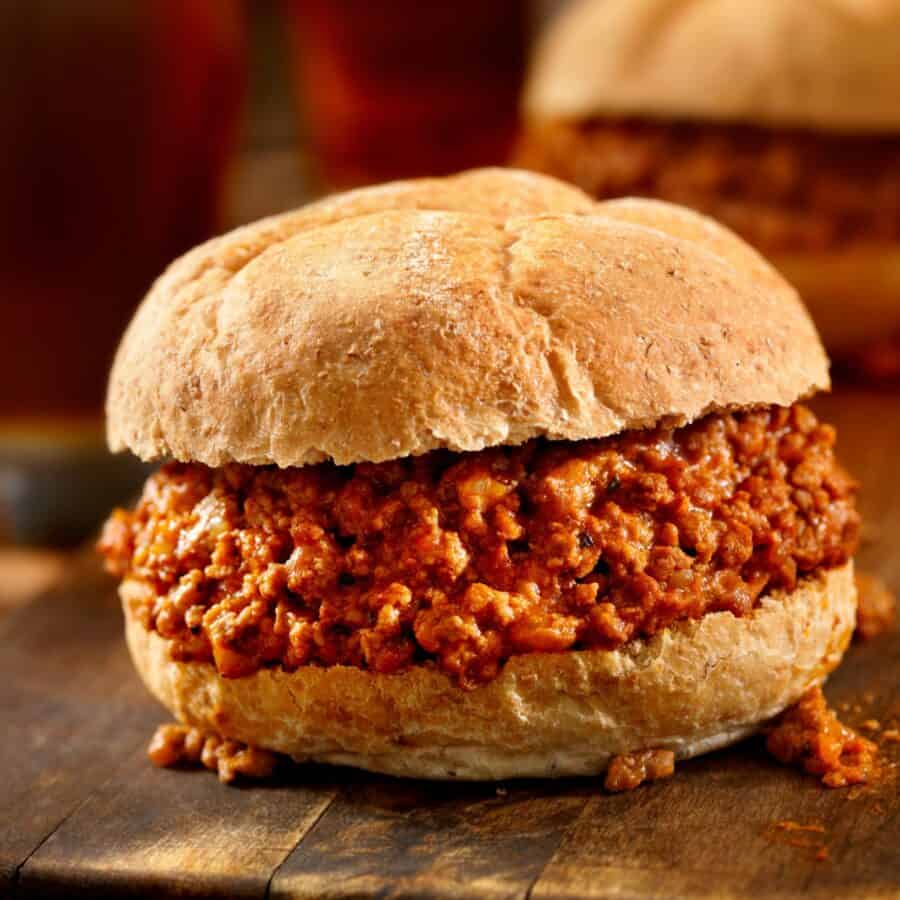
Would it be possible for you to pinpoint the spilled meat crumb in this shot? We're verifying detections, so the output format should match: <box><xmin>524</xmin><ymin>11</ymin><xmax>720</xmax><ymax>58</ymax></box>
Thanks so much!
<box><xmin>148</xmin><ymin>723</ymin><xmax>278</xmax><ymax>783</ymax></box>
<box><xmin>766</xmin><ymin>821</ymin><xmax>829</xmax><ymax>861</ymax></box>
<box><xmin>604</xmin><ymin>749</ymin><xmax>675</xmax><ymax>792</ymax></box>
<box><xmin>765</xmin><ymin>688</ymin><xmax>878</xmax><ymax>788</ymax></box>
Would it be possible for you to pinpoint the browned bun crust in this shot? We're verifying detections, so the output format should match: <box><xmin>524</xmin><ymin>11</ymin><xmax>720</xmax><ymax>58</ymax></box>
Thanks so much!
<box><xmin>124</xmin><ymin>563</ymin><xmax>855</xmax><ymax>780</ymax></box>
<box><xmin>106</xmin><ymin>168</ymin><xmax>826</xmax><ymax>468</ymax></box>
<box><xmin>523</xmin><ymin>0</ymin><xmax>900</xmax><ymax>133</ymax></box>
<box><xmin>770</xmin><ymin>245</ymin><xmax>900</xmax><ymax>353</ymax></box>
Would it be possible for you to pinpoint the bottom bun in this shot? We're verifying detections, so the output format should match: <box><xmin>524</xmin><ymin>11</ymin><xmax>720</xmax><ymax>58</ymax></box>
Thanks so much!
<box><xmin>772</xmin><ymin>245</ymin><xmax>900</xmax><ymax>353</ymax></box>
<box><xmin>123</xmin><ymin>562</ymin><xmax>855</xmax><ymax>780</ymax></box>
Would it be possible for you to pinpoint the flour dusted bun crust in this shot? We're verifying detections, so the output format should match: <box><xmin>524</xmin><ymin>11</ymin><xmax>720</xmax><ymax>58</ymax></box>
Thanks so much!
<box><xmin>107</xmin><ymin>170</ymin><xmax>826</xmax><ymax>467</ymax></box>
<box><xmin>106</xmin><ymin>168</ymin><xmax>853</xmax><ymax>780</ymax></box>
<box><xmin>124</xmin><ymin>565</ymin><xmax>855</xmax><ymax>779</ymax></box>
<box><xmin>523</xmin><ymin>0</ymin><xmax>900</xmax><ymax>133</ymax></box>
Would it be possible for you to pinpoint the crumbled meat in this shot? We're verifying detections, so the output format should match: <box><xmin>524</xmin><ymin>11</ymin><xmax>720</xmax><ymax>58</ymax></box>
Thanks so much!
<box><xmin>148</xmin><ymin>723</ymin><xmax>277</xmax><ymax>783</ymax></box>
<box><xmin>855</xmin><ymin>573</ymin><xmax>896</xmax><ymax>640</ymax></box>
<box><xmin>765</xmin><ymin>688</ymin><xmax>878</xmax><ymax>788</ymax></box>
<box><xmin>766</xmin><ymin>821</ymin><xmax>829</xmax><ymax>861</ymax></box>
<box><xmin>773</xmin><ymin>821</ymin><xmax>825</xmax><ymax>834</ymax></box>
<box><xmin>604</xmin><ymin>748</ymin><xmax>675</xmax><ymax>792</ymax></box>
<box><xmin>516</xmin><ymin>119</ymin><xmax>900</xmax><ymax>253</ymax></box>
<box><xmin>99</xmin><ymin>404</ymin><xmax>859</xmax><ymax>688</ymax></box>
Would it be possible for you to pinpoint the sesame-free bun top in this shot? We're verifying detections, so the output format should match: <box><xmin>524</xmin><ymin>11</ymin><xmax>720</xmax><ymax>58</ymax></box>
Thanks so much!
<box><xmin>524</xmin><ymin>0</ymin><xmax>900</xmax><ymax>133</ymax></box>
<box><xmin>106</xmin><ymin>168</ymin><xmax>828</xmax><ymax>468</ymax></box>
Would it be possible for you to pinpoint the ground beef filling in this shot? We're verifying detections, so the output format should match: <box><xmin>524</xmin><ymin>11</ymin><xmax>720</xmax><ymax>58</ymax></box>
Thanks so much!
<box><xmin>516</xmin><ymin>119</ymin><xmax>900</xmax><ymax>253</ymax></box>
<box><xmin>765</xmin><ymin>688</ymin><xmax>878</xmax><ymax>788</ymax></box>
<box><xmin>99</xmin><ymin>405</ymin><xmax>859</xmax><ymax>688</ymax></box>
<box><xmin>604</xmin><ymin>749</ymin><xmax>675</xmax><ymax>792</ymax></box>
<box><xmin>148</xmin><ymin>723</ymin><xmax>277</xmax><ymax>783</ymax></box>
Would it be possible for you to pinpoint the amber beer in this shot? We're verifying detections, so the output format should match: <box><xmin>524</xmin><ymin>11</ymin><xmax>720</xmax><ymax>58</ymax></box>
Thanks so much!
<box><xmin>285</xmin><ymin>0</ymin><xmax>527</xmax><ymax>187</ymax></box>
<box><xmin>0</xmin><ymin>0</ymin><xmax>245</xmax><ymax>543</ymax></box>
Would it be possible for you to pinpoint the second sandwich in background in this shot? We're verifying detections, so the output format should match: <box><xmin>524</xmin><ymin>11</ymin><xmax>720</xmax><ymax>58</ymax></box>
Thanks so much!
<box><xmin>516</xmin><ymin>0</ymin><xmax>900</xmax><ymax>377</ymax></box>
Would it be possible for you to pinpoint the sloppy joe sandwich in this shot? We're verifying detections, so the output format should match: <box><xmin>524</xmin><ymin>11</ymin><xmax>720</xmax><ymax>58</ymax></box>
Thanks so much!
<box><xmin>516</xmin><ymin>0</ymin><xmax>900</xmax><ymax>363</ymax></box>
<box><xmin>99</xmin><ymin>167</ymin><xmax>860</xmax><ymax>781</ymax></box>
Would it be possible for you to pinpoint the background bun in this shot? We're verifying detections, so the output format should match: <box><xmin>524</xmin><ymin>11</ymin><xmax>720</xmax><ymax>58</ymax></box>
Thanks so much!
<box><xmin>772</xmin><ymin>247</ymin><xmax>900</xmax><ymax>352</ymax></box>
<box><xmin>124</xmin><ymin>563</ymin><xmax>855</xmax><ymax>780</ymax></box>
<box><xmin>107</xmin><ymin>168</ymin><xmax>827</xmax><ymax>468</ymax></box>
<box><xmin>524</xmin><ymin>0</ymin><xmax>900</xmax><ymax>133</ymax></box>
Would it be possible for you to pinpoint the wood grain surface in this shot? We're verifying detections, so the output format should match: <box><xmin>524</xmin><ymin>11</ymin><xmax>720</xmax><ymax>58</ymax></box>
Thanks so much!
<box><xmin>2</xmin><ymin>387</ymin><xmax>899</xmax><ymax>900</ymax></box>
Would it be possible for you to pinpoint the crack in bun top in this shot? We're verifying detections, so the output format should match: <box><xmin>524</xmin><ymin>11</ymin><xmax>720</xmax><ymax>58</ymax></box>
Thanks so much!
<box><xmin>106</xmin><ymin>168</ymin><xmax>828</xmax><ymax>468</ymax></box>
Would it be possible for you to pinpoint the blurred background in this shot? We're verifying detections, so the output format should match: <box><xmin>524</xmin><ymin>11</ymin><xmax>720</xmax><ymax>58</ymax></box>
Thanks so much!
<box><xmin>0</xmin><ymin>0</ymin><xmax>563</xmax><ymax>565</ymax></box>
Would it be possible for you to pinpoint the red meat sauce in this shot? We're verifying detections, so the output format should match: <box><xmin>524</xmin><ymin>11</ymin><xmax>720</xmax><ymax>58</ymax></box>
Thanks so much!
<box><xmin>99</xmin><ymin>404</ymin><xmax>859</xmax><ymax>689</ymax></box>
<box><xmin>148</xmin><ymin>723</ymin><xmax>277</xmax><ymax>783</ymax></box>
<box><xmin>604</xmin><ymin>749</ymin><xmax>675</xmax><ymax>792</ymax></box>
<box><xmin>765</xmin><ymin>687</ymin><xmax>878</xmax><ymax>788</ymax></box>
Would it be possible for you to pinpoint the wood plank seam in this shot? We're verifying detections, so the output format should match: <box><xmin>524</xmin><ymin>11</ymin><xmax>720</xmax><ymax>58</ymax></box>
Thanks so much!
<box><xmin>10</xmin><ymin>735</ymin><xmax>148</xmax><ymax>894</ymax></box>
<box><xmin>16</xmin><ymin>752</ymin><xmax>341</xmax><ymax>900</ymax></box>
<box><xmin>522</xmin><ymin>803</ymin><xmax>594</xmax><ymax>900</ymax></box>
<box><xmin>11</xmin><ymin>805</ymin><xmax>82</xmax><ymax>894</ymax></box>
<box><xmin>12</xmin><ymin>761</ymin><xmax>125</xmax><ymax>896</ymax></box>
<box><xmin>523</xmin><ymin>865</ymin><xmax>550</xmax><ymax>900</ymax></box>
<box><xmin>262</xmin><ymin>791</ymin><xmax>339</xmax><ymax>900</ymax></box>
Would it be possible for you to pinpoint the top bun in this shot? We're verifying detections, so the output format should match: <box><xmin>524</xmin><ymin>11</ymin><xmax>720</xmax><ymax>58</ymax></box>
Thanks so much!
<box><xmin>524</xmin><ymin>0</ymin><xmax>900</xmax><ymax>133</ymax></box>
<box><xmin>106</xmin><ymin>168</ymin><xmax>827</xmax><ymax>468</ymax></box>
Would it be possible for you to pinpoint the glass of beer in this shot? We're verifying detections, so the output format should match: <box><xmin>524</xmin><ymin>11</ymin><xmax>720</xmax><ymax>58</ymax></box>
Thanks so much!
<box><xmin>0</xmin><ymin>0</ymin><xmax>246</xmax><ymax>544</ymax></box>
<box><xmin>284</xmin><ymin>0</ymin><xmax>527</xmax><ymax>188</ymax></box>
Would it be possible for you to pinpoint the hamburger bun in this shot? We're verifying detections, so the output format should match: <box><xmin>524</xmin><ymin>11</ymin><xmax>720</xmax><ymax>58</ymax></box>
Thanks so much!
<box><xmin>772</xmin><ymin>246</ymin><xmax>900</xmax><ymax>352</ymax></box>
<box><xmin>107</xmin><ymin>171</ymin><xmax>826</xmax><ymax>468</ymax></box>
<box><xmin>107</xmin><ymin>168</ymin><xmax>851</xmax><ymax>780</ymax></box>
<box><xmin>523</xmin><ymin>0</ymin><xmax>900</xmax><ymax>133</ymax></box>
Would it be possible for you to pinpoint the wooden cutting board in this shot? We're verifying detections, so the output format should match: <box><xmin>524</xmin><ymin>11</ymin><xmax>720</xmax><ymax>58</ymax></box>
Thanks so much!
<box><xmin>2</xmin><ymin>386</ymin><xmax>899</xmax><ymax>900</ymax></box>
